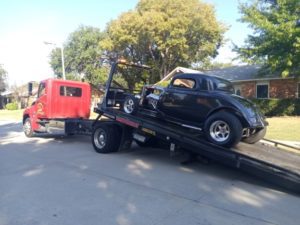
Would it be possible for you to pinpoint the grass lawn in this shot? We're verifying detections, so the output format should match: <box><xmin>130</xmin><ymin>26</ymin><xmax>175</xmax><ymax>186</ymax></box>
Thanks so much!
<box><xmin>0</xmin><ymin>110</ymin><xmax>23</xmax><ymax>121</ymax></box>
<box><xmin>1</xmin><ymin>110</ymin><xmax>299</xmax><ymax>141</ymax></box>
<box><xmin>265</xmin><ymin>117</ymin><xmax>300</xmax><ymax>141</ymax></box>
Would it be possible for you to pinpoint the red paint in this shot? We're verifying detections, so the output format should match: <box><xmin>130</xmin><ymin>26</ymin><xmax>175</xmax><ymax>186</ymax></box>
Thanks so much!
<box><xmin>23</xmin><ymin>79</ymin><xmax>91</xmax><ymax>131</ymax></box>
<box><xmin>116</xmin><ymin>117</ymin><xmax>139</xmax><ymax>128</ymax></box>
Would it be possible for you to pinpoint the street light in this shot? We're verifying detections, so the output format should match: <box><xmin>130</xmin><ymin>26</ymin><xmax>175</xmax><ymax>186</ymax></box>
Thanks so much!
<box><xmin>44</xmin><ymin>41</ymin><xmax>66</xmax><ymax>80</ymax></box>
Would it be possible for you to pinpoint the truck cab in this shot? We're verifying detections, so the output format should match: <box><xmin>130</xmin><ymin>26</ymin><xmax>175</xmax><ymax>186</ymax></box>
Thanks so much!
<box><xmin>23</xmin><ymin>79</ymin><xmax>91</xmax><ymax>136</ymax></box>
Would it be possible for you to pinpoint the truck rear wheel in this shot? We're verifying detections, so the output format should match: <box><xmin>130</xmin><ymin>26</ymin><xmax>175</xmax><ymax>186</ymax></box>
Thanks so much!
<box><xmin>23</xmin><ymin>117</ymin><xmax>34</xmax><ymax>137</ymax></box>
<box><xmin>92</xmin><ymin>124</ymin><xmax>121</xmax><ymax>153</ymax></box>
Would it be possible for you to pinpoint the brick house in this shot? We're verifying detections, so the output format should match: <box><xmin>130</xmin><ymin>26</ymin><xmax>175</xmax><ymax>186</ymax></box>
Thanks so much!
<box><xmin>205</xmin><ymin>65</ymin><xmax>300</xmax><ymax>99</ymax></box>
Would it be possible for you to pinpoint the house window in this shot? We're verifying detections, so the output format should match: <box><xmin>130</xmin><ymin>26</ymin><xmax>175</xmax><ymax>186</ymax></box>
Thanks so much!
<box><xmin>234</xmin><ymin>85</ymin><xmax>242</xmax><ymax>96</ymax></box>
<box><xmin>256</xmin><ymin>83</ymin><xmax>269</xmax><ymax>99</ymax></box>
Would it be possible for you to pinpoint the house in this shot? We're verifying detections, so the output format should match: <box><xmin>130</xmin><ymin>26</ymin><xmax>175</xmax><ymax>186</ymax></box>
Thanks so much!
<box><xmin>205</xmin><ymin>65</ymin><xmax>299</xmax><ymax>99</ymax></box>
<box><xmin>0</xmin><ymin>90</ymin><xmax>14</xmax><ymax>109</ymax></box>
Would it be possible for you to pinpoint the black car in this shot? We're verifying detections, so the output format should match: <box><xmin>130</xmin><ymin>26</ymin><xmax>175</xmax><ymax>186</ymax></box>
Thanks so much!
<box><xmin>122</xmin><ymin>73</ymin><xmax>268</xmax><ymax>147</ymax></box>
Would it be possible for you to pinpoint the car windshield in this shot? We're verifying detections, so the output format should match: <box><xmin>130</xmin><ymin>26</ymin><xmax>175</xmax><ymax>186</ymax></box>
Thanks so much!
<box><xmin>214</xmin><ymin>78</ymin><xmax>234</xmax><ymax>93</ymax></box>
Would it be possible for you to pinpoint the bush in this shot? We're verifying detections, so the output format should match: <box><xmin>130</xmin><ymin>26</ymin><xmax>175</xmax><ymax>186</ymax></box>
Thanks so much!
<box><xmin>5</xmin><ymin>102</ymin><xmax>18</xmax><ymax>110</ymax></box>
<box><xmin>251</xmin><ymin>98</ymin><xmax>300</xmax><ymax>117</ymax></box>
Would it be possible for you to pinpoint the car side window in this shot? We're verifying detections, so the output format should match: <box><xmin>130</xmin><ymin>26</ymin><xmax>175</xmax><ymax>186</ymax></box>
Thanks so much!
<box><xmin>199</xmin><ymin>78</ymin><xmax>208</xmax><ymax>91</ymax></box>
<box><xmin>172</xmin><ymin>78</ymin><xmax>195</xmax><ymax>89</ymax></box>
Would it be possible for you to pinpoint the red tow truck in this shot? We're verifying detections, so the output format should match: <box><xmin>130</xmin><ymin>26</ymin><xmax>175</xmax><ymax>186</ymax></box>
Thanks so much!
<box><xmin>22</xmin><ymin>60</ymin><xmax>300</xmax><ymax>193</ymax></box>
<box><xmin>23</xmin><ymin>79</ymin><xmax>91</xmax><ymax>137</ymax></box>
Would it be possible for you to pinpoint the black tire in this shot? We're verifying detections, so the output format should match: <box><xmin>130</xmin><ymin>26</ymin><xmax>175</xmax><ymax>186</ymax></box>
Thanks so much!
<box><xmin>123</xmin><ymin>95</ymin><xmax>138</xmax><ymax>115</ymax></box>
<box><xmin>243</xmin><ymin>127</ymin><xmax>267</xmax><ymax>144</ymax></box>
<box><xmin>204</xmin><ymin>112</ymin><xmax>242</xmax><ymax>148</ymax></box>
<box><xmin>92</xmin><ymin>125</ymin><xmax>121</xmax><ymax>153</ymax></box>
<box><xmin>23</xmin><ymin>117</ymin><xmax>34</xmax><ymax>137</ymax></box>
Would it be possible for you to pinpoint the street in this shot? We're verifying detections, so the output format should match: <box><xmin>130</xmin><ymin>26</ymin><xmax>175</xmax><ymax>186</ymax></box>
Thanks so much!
<box><xmin>0</xmin><ymin>121</ymin><xmax>299</xmax><ymax>225</ymax></box>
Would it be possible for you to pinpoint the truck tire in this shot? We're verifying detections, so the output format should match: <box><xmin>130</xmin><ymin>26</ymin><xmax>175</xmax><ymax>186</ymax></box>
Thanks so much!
<box><xmin>242</xmin><ymin>127</ymin><xmax>267</xmax><ymax>144</ymax></box>
<box><xmin>92</xmin><ymin>124</ymin><xmax>121</xmax><ymax>153</ymax></box>
<box><xmin>23</xmin><ymin>117</ymin><xmax>34</xmax><ymax>137</ymax></box>
<box><xmin>204</xmin><ymin>112</ymin><xmax>242</xmax><ymax>148</ymax></box>
<box><xmin>123</xmin><ymin>95</ymin><xmax>138</xmax><ymax>115</ymax></box>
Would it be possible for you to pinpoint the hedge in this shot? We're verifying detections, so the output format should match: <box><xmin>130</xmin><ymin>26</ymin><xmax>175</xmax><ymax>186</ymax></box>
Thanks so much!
<box><xmin>5</xmin><ymin>102</ymin><xmax>18</xmax><ymax>110</ymax></box>
<box><xmin>251</xmin><ymin>98</ymin><xmax>300</xmax><ymax>117</ymax></box>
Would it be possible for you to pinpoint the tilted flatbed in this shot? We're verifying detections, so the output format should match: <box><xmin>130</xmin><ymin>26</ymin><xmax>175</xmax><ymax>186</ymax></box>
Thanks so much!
<box><xmin>90</xmin><ymin>107</ymin><xmax>300</xmax><ymax>193</ymax></box>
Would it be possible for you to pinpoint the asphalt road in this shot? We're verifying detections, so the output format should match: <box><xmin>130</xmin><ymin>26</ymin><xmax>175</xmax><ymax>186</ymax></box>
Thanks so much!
<box><xmin>0</xmin><ymin>121</ymin><xmax>300</xmax><ymax>225</ymax></box>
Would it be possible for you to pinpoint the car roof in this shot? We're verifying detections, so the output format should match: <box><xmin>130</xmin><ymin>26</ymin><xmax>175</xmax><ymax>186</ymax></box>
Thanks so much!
<box><xmin>173</xmin><ymin>73</ymin><xmax>230</xmax><ymax>83</ymax></box>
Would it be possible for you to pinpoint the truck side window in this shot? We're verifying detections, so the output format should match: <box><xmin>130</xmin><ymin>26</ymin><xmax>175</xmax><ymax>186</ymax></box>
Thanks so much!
<box><xmin>38</xmin><ymin>83</ymin><xmax>46</xmax><ymax>97</ymax></box>
<box><xmin>60</xmin><ymin>86</ymin><xmax>82</xmax><ymax>97</ymax></box>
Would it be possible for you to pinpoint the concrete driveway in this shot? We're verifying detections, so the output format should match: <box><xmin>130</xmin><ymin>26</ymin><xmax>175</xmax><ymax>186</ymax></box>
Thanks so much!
<box><xmin>0</xmin><ymin>121</ymin><xmax>299</xmax><ymax>225</ymax></box>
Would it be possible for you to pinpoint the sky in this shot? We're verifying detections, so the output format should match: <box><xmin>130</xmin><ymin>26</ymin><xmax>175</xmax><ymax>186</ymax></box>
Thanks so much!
<box><xmin>0</xmin><ymin>0</ymin><xmax>252</xmax><ymax>86</ymax></box>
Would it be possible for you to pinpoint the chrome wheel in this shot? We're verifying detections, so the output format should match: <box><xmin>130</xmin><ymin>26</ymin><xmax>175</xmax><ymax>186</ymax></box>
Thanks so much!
<box><xmin>209</xmin><ymin>120</ymin><xmax>230</xmax><ymax>142</ymax></box>
<box><xmin>23</xmin><ymin>119</ymin><xmax>32</xmax><ymax>136</ymax></box>
<box><xmin>94</xmin><ymin>129</ymin><xmax>106</xmax><ymax>149</ymax></box>
<box><xmin>124</xmin><ymin>98</ymin><xmax>135</xmax><ymax>114</ymax></box>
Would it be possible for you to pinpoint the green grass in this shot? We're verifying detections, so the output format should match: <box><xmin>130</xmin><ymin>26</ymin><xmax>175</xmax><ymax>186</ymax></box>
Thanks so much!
<box><xmin>0</xmin><ymin>110</ymin><xmax>23</xmax><ymax>121</ymax></box>
<box><xmin>1</xmin><ymin>110</ymin><xmax>299</xmax><ymax>141</ymax></box>
<box><xmin>265</xmin><ymin>117</ymin><xmax>300</xmax><ymax>141</ymax></box>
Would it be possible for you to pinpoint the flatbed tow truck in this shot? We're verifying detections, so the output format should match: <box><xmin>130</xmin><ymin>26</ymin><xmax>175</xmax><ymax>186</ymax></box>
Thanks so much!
<box><xmin>23</xmin><ymin>60</ymin><xmax>300</xmax><ymax>193</ymax></box>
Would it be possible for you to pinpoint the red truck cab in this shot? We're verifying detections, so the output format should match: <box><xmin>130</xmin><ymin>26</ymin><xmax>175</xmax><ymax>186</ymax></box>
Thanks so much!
<box><xmin>23</xmin><ymin>79</ymin><xmax>91</xmax><ymax>136</ymax></box>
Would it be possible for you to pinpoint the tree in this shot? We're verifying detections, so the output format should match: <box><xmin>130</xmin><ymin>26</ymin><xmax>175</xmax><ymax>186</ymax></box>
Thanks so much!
<box><xmin>236</xmin><ymin>0</ymin><xmax>300</xmax><ymax>77</ymax></box>
<box><xmin>100</xmin><ymin>0</ymin><xmax>225</xmax><ymax>81</ymax></box>
<box><xmin>0</xmin><ymin>65</ymin><xmax>7</xmax><ymax>92</ymax></box>
<box><xmin>49</xmin><ymin>26</ymin><xmax>108</xmax><ymax>85</ymax></box>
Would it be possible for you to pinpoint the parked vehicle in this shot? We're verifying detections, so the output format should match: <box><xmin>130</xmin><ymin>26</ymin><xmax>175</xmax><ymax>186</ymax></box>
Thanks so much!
<box><xmin>121</xmin><ymin>73</ymin><xmax>268</xmax><ymax>147</ymax></box>
<box><xmin>23</xmin><ymin>79</ymin><xmax>91</xmax><ymax>137</ymax></box>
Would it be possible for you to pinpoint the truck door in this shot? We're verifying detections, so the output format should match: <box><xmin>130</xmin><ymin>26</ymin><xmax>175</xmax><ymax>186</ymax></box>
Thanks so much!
<box><xmin>34</xmin><ymin>82</ymin><xmax>47</xmax><ymax>118</ymax></box>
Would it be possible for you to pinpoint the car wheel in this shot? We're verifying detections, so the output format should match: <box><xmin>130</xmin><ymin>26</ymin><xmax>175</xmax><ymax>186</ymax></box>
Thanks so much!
<box><xmin>242</xmin><ymin>127</ymin><xmax>267</xmax><ymax>144</ymax></box>
<box><xmin>204</xmin><ymin>112</ymin><xmax>242</xmax><ymax>148</ymax></box>
<box><xmin>123</xmin><ymin>95</ymin><xmax>138</xmax><ymax>115</ymax></box>
<box><xmin>92</xmin><ymin>124</ymin><xmax>121</xmax><ymax>153</ymax></box>
<box><xmin>23</xmin><ymin>117</ymin><xmax>34</xmax><ymax>137</ymax></box>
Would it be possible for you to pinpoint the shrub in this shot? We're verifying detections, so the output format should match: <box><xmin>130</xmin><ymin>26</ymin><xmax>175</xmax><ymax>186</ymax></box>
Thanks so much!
<box><xmin>251</xmin><ymin>98</ymin><xmax>300</xmax><ymax>117</ymax></box>
<box><xmin>5</xmin><ymin>102</ymin><xmax>18</xmax><ymax>110</ymax></box>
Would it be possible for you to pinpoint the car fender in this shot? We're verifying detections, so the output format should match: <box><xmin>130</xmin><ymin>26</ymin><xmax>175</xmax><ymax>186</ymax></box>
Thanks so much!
<box><xmin>206</xmin><ymin>107</ymin><xmax>251</xmax><ymax>128</ymax></box>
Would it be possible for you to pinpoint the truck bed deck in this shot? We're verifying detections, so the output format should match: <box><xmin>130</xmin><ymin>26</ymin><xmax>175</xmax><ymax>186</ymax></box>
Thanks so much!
<box><xmin>98</xmin><ymin>108</ymin><xmax>300</xmax><ymax>193</ymax></box>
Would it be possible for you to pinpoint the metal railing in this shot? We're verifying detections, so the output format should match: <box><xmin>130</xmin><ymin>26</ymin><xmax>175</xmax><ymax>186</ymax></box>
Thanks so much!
<box><xmin>262</xmin><ymin>138</ymin><xmax>300</xmax><ymax>151</ymax></box>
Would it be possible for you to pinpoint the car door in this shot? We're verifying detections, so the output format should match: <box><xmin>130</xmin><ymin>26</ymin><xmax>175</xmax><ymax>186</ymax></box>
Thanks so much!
<box><xmin>158</xmin><ymin>77</ymin><xmax>213</xmax><ymax>125</ymax></box>
<box><xmin>158</xmin><ymin>77</ymin><xmax>198</xmax><ymax>122</ymax></box>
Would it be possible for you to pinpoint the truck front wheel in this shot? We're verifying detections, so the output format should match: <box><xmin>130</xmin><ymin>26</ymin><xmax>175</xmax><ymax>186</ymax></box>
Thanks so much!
<box><xmin>23</xmin><ymin>117</ymin><xmax>34</xmax><ymax>137</ymax></box>
<box><xmin>92</xmin><ymin>124</ymin><xmax>121</xmax><ymax>153</ymax></box>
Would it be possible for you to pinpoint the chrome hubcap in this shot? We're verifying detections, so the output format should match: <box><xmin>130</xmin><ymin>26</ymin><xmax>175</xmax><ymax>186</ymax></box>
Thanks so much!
<box><xmin>124</xmin><ymin>99</ymin><xmax>134</xmax><ymax>114</ymax></box>
<box><xmin>209</xmin><ymin>120</ymin><xmax>230</xmax><ymax>142</ymax></box>
<box><xmin>94</xmin><ymin>129</ymin><xmax>106</xmax><ymax>149</ymax></box>
<box><xmin>24</xmin><ymin>120</ymin><xmax>31</xmax><ymax>135</ymax></box>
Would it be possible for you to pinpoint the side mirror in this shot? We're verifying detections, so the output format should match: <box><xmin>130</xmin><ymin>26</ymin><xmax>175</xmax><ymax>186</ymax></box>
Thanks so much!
<box><xmin>28</xmin><ymin>82</ymin><xmax>33</xmax><ymax>96</ymax></box>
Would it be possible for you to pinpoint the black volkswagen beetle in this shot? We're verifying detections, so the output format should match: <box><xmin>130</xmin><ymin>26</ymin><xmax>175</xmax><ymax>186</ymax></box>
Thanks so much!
<box><xmin>122</xmin><ymin>73</ymin><xmax>268</xmax><ymax>147</ymax></box>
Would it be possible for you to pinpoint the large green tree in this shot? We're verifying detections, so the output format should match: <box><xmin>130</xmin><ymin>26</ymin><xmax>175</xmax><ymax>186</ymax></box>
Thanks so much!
<box><xmin>236</xmin><ymin>0</ymin><xmax>300</xmax><ymax>77</ymax></box>
<box><xmin>50</xmin><ymin>26</ymin><xmax>108</xmax><ymax>84</ymax></box>
<box><xmin>0</xmin><ymin>65</ymin><xmax>7</xmax><ymax>92</ymax></box>
<box><xmin>100</xmin><ymin>0</ymin><xmax>225</xmax><ymax>81</ymax></box>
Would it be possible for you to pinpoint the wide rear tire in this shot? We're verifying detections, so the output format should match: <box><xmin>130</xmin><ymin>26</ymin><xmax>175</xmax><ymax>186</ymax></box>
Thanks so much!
<box><xmin>92</xmin><ymin>124</ymin><xmax>121</xmax><ymax>153</ymax></box>
<box><xmin>123</xmin><ymin>95</ymin><xmax>138</xmax><ymax>115</ymax></box>
<box><xmin>204</xmin><ymin>112</ymin><xmax>242</xmax><ymax>148</ymax></box>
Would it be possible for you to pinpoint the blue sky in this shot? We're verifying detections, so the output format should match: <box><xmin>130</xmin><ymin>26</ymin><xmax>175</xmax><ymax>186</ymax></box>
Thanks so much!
<box><xmin>0</xmin><ymin>0</ymin><xmax>251</xmax><ymax>85</ymax></box>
